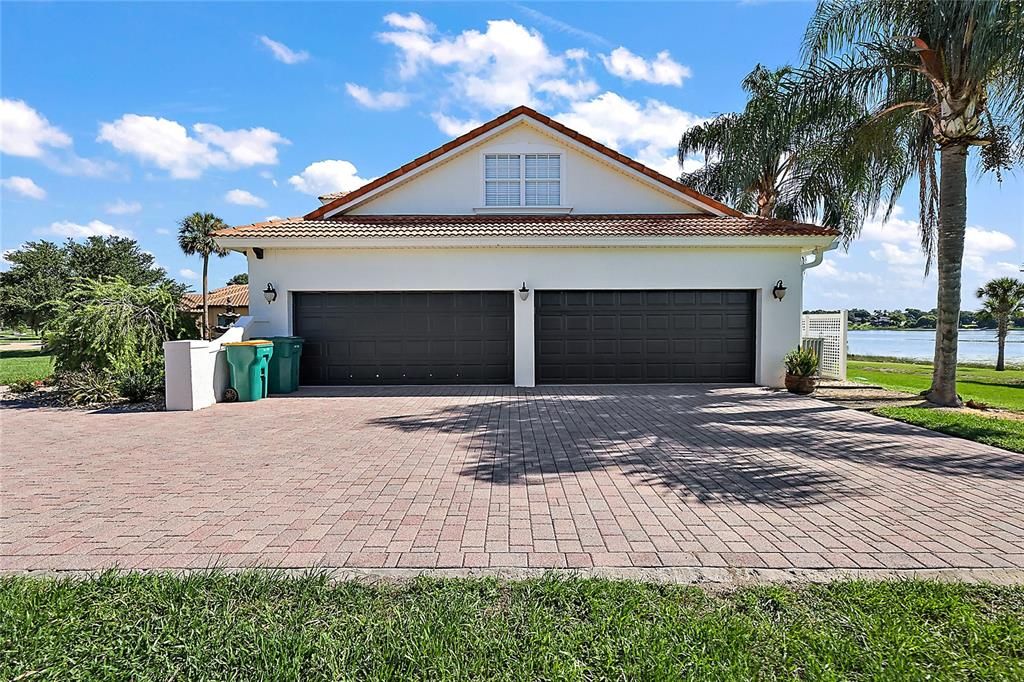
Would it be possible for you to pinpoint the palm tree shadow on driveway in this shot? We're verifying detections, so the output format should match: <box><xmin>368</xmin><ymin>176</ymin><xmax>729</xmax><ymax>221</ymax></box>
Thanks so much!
<box><xmin>368</xmin><ymin>386</ymin><xmax>1024</xmax><ymax>508</ymax></box>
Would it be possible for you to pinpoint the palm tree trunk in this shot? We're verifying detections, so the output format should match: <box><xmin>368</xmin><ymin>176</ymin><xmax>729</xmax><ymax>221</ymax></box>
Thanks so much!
<box><xmin>927</xmin><ymin>144</ymin><xmax>968</xmax><ymax>406</ymax></box>
<box><xmin>996</xmin><ymin>318</ymin><xmax>1007</xmax><ymax>371</ymax></box>
<box><xmin>201</xmin><ymin>254</ymin><xmax>210</xmax><ymax>341</ymax></box>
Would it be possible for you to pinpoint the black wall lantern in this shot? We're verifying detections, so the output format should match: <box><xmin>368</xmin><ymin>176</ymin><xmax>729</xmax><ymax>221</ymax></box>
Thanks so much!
<box><xmin>772</xmin><ymin>279</ymin><xmax>787</xmax><ymax>301</ymax></box>
<box><xmin>518</xmin><ymin>282</ymin><xmax>530</xmax><ymax>301</ymax></box>
<box><xmin>263</xmin><ymin>282</ymin><xmax>278</xmax><ymax>304</ymax></box>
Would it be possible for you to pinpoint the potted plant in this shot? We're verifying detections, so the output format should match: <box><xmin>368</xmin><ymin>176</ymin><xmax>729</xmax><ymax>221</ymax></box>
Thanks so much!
<box><xmin>784</xmin><ymin>346</ymin><xmax>820</xmax><ymax>395</ymax></box>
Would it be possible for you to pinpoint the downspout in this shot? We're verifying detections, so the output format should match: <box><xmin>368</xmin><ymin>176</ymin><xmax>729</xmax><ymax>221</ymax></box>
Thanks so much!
<box><xmin>801</xmin><ymin>239</ymin><xmax>839</xmax><ymax>272</ymax></box>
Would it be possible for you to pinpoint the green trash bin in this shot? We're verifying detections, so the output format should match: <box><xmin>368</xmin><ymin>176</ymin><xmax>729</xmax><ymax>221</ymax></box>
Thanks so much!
<box><xmin>268</xmin><ymin>336</ymin><xmax>304</xmax><ymax>394</ymax></box>
<box><xmin>224</xmin><ymin>340</ymin><xmax>274</xmax><ymax>402</ymax></box>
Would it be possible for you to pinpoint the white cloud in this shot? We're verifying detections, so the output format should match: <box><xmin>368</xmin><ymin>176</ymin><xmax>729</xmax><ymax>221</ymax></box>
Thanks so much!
<box><xmin>179</xmin><ymin>268</ymin><xmax>199</xmax><ymax>279</ymax></box>
<box><xmin>156</xmin><ymin>227</ymin><xmax>171</xmax><ymax>235</ymax></box>
<box><xmin>0</xmin><ymin>99</ymin><xmax>72</xmax><ymax>157</ymax></box>
<box><xmin>864</xmin><ymin>206</ymin><xmax>1017</xmax><ymax>275</ymax></box>
<box><xmin>536</xmin><ymin>79</ymin><xmax>599</xmax><ymax>100</ymax></box>
<box><xmin>555</xmin><ymin>92</ymin><xmax>702</xmax><ymax>160</ymax></box>
<box><xmin>992</xmin><ymin>261</ymin><xmax>1024</xmax><ymax>277</ymax></box>
<box><xmin>104</xmin><ymin>199</ymin><xmax>142</xmax><ymax>215</ymax></box>
<box><xmin>345</xmin><ymin>83</ymin><xmax>410</xmax><ymax>111</ymax></box>
<box><xmin>224</xmin><ymin>188</ymin><xmax>267</xmax><ymax>207</ymax></box>
<box><xmin>635</xmin><ymin>149</ymin><xmax>704</xmax><ymax>179</ymax></box>
<box><xmin>0</xmin><ymin>176</ymin><xmax>46</xmax><ymax>199</ymax></box>
<box><xmin>378</xmin><ymin>18</ymin><xmax>567</xmax><ymax>109</ymax></box>
<box><xmin>383</xmin><ymin>12</ymin><xmax>434</xmax><ymax>33</ymax></box>
<box><xmin>431</xmin><ymin>112</ymin><xmax>483</xmax><ymax>137</ymax></box>
<box><xmin>191</xmin><ymin>123</ymin><xmax>287</xmax><ymax>167</ymax></box>
<box><xmin>258</xmin><ymin>36</ymin><xmax>310</xmax><ymax>64</ymax></box>
<box><xmin>288</xmin><ymin>159</ymin><xmax>371</xmax><ymax>196</ymax></box>
<box><xmin>859</xmin><ymin>205</ymin><xmax>920</xmax><ymax>244</ymax></box>
<box><xmin>806</xmin><ymin>259</ymin><xmax>883</xmax><ymax>285</ymax></box>
<box><xmin>600</xmin><ymin>47</ymin><xmax>691</xmax><ymax>86</ymax></box>
<box><xmin>964</xmin><ymin>226</ymin><xmax>1017</xmax><ymax>272</ymax></box>
<box><xmin>97</xmin><ymin>115</ymin><xmax>288</xmax><ymax>179</ymax></box>
<box><xmin>38</xmin><ymin>219</ymin><xmax>131</xmax><ymax>239</ymax></box>
<box><xmin>265</xmin><ymin>215</ymin><xmax>282</xmax><ymax>222</ymax></box>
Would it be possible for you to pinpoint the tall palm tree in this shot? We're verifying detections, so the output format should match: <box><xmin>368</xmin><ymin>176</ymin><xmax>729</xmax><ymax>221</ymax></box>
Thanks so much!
<box><xmin>177</xmin><ymin>212</ymin><xmax>229</xmax><ymax>340</ymax></box>
<box><xmin>677</xmin><ymin>64</ymin><xmax>902</xmax><ymax>242</ymax></box>
<box><xmin>800</xmin><ymin>0</ymin><xmax>1023</xmax><ymax>405</ymax></box>
<box><xmin>976</xmin><ymin>277</ymin><xmax>1024</xmax><ymax>371</ymax></box>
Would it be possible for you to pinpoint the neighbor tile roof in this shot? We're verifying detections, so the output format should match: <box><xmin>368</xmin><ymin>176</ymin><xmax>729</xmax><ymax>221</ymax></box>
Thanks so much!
<box><xmin>304</xmin><ymin>106</ymin><xmax>744</xmax><ymax>220</ymax></box>
<box><xmin>214</xmin><ymin>214</ymin><xmax>837</xmax><ymax>240</ymax></box>
<box><xmin>182</xmin><ymin>284</ymin><xmax>249</xmax><ymax>310</ymax></box>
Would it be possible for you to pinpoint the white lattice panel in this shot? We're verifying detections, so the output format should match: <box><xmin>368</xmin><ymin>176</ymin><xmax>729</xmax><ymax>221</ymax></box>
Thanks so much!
<box><xmin>801</xmin><ymin>312</ymin><xmax>847</xmax><ymax>380</ymax></box>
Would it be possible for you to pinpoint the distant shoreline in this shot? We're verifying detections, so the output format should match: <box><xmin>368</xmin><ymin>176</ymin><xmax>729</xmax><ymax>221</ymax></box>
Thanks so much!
<box><xmin>848</xmin><ymin>327</ymin><xmax>1022</xmax><ymax>332</ymax></box>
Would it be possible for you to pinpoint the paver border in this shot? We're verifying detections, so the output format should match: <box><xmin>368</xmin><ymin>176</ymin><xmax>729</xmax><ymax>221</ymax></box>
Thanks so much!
<box><xmin>6</xmin><ymin>566</ymin><xmax>1024</xmax><ymax>586</ymax></box>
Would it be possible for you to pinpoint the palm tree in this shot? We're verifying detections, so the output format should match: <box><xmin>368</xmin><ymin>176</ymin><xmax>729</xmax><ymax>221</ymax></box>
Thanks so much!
<box><xmin>177</xmin><ymin>212</ymin><xmax>229</xmax><ymax>340</ymax></box>
<box><xmin>677</xmin><ymin>64</ymin><xmax>901</xmax><ymax>242</ymax></box>
<box><xmin>800</xmin><ymin>0</ymin><xmax>1023</xmax><ymax>405</ymax></box>
<box><xmin>976</xmin><ymin>277</ymin><xmax>1024</xmax><ymax>371</ymax></box>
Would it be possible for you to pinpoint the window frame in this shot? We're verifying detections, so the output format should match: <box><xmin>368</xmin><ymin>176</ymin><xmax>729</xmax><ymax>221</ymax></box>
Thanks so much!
<box><xmin>480</xmin><ymin>150</ymin><xmax>566</xmax><ymax>210</ymax></box>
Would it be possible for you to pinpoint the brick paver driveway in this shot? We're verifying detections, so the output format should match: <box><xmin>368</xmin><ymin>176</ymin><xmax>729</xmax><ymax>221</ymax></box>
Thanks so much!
<box><xmin>3</xmin><ymin>386</ymin><xmax>1023</xmax><ymax>574</ymax></box>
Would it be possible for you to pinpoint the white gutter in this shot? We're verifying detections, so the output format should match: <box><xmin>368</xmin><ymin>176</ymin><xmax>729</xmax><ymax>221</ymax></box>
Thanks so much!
<box><xmin>801</xmin><ymin>238</ymin><xmax>840</xmax><ymax>271</ymax></box>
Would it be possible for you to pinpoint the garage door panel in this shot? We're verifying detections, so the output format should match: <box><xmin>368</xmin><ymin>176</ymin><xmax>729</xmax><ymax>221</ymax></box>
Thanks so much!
<box><xmin>536</xmin><ymin>289</ymin><xmax>754</xmax><ymax>384</ymax></box>
<box><xmin>294</xmin><ymin>292</ymin><xmax>513</xmax><ymax>385</ymax></box>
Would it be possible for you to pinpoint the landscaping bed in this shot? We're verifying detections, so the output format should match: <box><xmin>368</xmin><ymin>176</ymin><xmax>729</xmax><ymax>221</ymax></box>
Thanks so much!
<box><xmin>2</xmin><ymin>572</ymin><xmax>1022</xmax><ymax>680</ymax></box>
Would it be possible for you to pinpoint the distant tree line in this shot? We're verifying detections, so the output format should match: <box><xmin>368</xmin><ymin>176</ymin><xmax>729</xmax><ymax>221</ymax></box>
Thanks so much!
<box><xmin>803</xmin><ymin>308</ymin><xmax>1024</xmax><ymax>330</ymax></box>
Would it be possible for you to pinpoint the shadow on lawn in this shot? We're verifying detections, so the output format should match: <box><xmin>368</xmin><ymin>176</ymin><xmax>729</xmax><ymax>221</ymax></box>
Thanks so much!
<box><xmin>368</xmin><ymin>386</ymin><xmax>1024</xmax><ymax>507</ymax></box>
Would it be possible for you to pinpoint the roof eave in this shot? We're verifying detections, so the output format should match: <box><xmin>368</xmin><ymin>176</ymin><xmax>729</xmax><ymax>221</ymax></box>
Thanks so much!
<box><xmin>215</xmin><ymin>234</ymin><xmax>837</xmax><ymax>250</ymax></box>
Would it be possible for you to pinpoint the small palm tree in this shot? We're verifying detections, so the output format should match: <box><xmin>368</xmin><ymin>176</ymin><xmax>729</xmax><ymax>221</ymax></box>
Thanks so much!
<box><xmin>677</xmin><ymin>64</ymin><xmax>897</xmax><ymax>242</ymax></box>
<box><xmin>976</xmin><ymin>277</ymin><xmax>1024</xmax><ymax>371</ymax></box>
<box><xmin>177</xmin><ymin>212</ymin><xmax>229</xmax><ymax>340</ymax></box>
<box><xmin>800</xmin><ymin>0</ymin><xmax>1024</xmax><ymax>405</ymax></box>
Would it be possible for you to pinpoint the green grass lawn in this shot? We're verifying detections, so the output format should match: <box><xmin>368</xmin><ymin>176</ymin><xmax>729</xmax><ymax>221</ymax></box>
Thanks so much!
<box><xmin>848</xmin><ymin>359</ymin><xmax>1024</xmax><ymax>411</ymax></box>
<box><xmin>876</xmin><ymin>406</ymin><xmax>1024</xmax><ymax>454</ymax></box>
<box><xmin>2</xmin><ymin>572</ymin><xmax>1023</xmax><ymax>680</ymax></box>
<box><xmin>0</xmin><ymin>347</ymin><xmax>54</xmax><ymax>385</ymax></box>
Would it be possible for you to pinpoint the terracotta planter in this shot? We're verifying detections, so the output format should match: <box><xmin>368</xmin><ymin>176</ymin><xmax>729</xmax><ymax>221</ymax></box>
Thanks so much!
<box><xmin>785</xmin><ymin>373</ymin><xmax>817</xmax><ymax>395</ymax></box>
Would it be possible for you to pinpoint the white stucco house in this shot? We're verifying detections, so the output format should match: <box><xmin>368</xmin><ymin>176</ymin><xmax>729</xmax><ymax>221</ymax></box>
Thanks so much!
<box><xmin>214</xmin><ymin>106</ymin><xmax>837</xmax><ymax>389</ymax></box>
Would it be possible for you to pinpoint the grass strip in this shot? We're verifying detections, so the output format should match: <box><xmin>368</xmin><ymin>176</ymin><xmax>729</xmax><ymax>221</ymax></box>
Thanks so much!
<box><xmin>1</xmin><ymin>572</ymin><xmax>1023</xmax><ymax>680</ymax></box>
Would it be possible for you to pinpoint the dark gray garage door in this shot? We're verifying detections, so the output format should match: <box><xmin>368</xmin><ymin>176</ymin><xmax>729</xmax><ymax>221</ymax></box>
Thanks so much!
<box><xmin>536</xmin><ymin>290</ymin><xmax>755</xmax><ymax>384</ymax></box>
<box><xmin>293</xmin><ymin>292</ymin><xmax>513</xmax><ymax>385</ymax></box>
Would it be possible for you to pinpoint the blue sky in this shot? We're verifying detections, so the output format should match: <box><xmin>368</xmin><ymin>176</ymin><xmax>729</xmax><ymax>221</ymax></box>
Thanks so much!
<box><xmin>2</xmin><ymin>2</ymin><xmax>1021</xmax><ymax>310</ymax></box>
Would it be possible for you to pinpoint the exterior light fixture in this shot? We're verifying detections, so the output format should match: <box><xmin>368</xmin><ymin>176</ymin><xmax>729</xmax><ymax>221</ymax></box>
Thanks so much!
<box><xmin>518</xmin><ymin>282</ymin><xmax>530</xmax><ymax>301</ymax></box>
<box><xmin>772</xmin><ymin>280</ymin><xmax>787</xmax><ymax>301</ymax></box>
<box><xmin>263</xmin><ymin>282</ymin><xmax>278</xmax><ymax>304</ymax></box>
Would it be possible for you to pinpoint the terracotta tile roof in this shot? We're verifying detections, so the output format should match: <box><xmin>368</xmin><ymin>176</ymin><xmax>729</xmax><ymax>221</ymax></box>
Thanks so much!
<box><xmin>182</xmin><ymin>284</ymin><xmax>249</xmax><ymax>310</ymax></box>
<box><xmin>318</xmin><ymin>190</ymin><xmax>349</xmax><ymax>202</ymax></box>
<box><xmin>215</xmin><ymin>214</ymin><xmax>837</xmax><ymax>240</ymax></box>
<box><xmin>304</xmin><ymin>106</ymin><xmax>744</xmax><ymax>220</ymax></box>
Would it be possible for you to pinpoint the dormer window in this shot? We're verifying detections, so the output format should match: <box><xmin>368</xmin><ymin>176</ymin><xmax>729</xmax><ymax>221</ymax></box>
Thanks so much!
<box><xmin>484</xmin><ymin>153</ymin><xmax>561</xmax><ymax>207</ymax></box>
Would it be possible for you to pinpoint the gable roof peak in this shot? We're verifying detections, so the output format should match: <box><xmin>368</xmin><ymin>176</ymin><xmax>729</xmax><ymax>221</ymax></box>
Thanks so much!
<box><xmin>304</xmin><ymin>105</ymin><xmax>742</xmax><ymax>220</ymax></box>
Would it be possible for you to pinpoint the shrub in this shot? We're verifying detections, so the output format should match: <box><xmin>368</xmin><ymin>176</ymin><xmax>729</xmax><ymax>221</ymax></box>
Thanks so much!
<box><xmin>56</xmin><ymin>366</ymin><xmax>120</xmax><ymax>406</ymax></box>
<box><xmin>44</xmin><ymin>277</ymin><xmax>192</xmax><ymax>378</ymax></box>
<box><xmin>784</xmin><ymin>346</ymin><xmax>819</xmax><ymax>377</ymax></box>
<box><xmin>114</xmin><ymin>364</ymin><xmax>163</xmax><ymax>403</ymax></box>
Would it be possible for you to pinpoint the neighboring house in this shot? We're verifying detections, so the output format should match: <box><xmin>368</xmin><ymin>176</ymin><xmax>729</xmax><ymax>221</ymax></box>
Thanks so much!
<box><xmin>182</xmin><ymin>284</ymin><xmax>249</xmax><ymax>337</ymax></box>
<box><xmin>215</xmin><ymin>106</ymin><xmax>837</xmax><ymax>388</ymax></box>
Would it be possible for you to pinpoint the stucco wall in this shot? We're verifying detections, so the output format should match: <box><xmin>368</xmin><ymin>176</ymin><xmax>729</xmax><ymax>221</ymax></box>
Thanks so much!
<box><xmin>245</xmin><ymin>247</ymin><xmax>805</xmax><ymax>387</ymax></box>
<box><xmin>346</xmin><ymin>123</ymin><xmax>701</xmax><ymax>215</ymax></box>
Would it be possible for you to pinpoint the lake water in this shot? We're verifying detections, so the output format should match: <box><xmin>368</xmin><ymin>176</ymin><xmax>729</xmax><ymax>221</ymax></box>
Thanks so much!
<box><xmin>848</xmin><ymin>329</ymin><xmax>1024</xmax><ymax>364</ymax></box>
